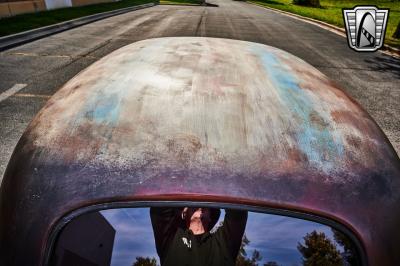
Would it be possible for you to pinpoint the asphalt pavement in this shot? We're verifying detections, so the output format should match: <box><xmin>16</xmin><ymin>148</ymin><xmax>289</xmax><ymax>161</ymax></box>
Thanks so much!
<box><xmin>0</xmin><ymin>0</ymin><xmax>399</xmax><ymax>182</ymax></box>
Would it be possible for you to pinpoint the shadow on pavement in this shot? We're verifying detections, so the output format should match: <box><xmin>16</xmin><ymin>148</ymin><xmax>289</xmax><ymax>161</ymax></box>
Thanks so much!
<box><xmin>205</xmin><ymin>2</ymin><xmax>218</xmax><ymax>6</ymax></box>
<box><xmin>364</xmin><ymin>56</ymin><xmax>400</xmax><ymax>79</ymax></box>
<box><xmin>249</xmin><ymin>0</ymin><xmax>284</xmax><ymax>5</ymax></box>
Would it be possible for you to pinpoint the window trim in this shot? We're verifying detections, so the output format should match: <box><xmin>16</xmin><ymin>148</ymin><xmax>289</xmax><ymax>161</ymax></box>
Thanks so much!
<box><xmin>44</xmin><ymin>201</ymin><xmax>368</xmax><ymax>266</ymax></box>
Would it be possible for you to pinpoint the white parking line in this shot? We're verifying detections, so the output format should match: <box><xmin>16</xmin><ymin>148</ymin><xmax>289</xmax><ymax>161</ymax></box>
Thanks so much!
<box><xmin>0</xmin><ymin>84</ymin><xmax>27</xmax><ymax>103</ymax></box>
<box><xmin>14</xmin><ymin>93</ymin><xmax>51</xmax><ymax>99</ymax></box>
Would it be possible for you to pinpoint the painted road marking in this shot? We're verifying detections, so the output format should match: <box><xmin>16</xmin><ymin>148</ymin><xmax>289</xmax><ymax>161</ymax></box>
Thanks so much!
<box><xmin>6</xmin><ymin>52</ymin><xmax>71</xmax><ymax>58</ymax></box>
<box><xmin>0</xmin><ymin>84</ymin><xmax>27</xmax><ymax>103</ymax></box>
<box><xmin>6</xmin><ymin>52</ymin><xmax>98</xmax><ymax>60</ymax></box>
<box><xmin>13</xmin><ymin>93</ymin><xmax>51</xmax><ymax>99</ymax></box>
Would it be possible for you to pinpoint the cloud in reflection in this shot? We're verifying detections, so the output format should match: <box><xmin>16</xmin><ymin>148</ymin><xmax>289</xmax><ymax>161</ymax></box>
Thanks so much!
<box><xmin>101</xmin><ymin>208</ymin><xmax>159</xmax><ymax>266</ymax></box>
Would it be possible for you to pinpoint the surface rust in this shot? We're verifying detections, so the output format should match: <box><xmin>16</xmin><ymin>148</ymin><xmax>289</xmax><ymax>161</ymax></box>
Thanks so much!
<box><xmin>0</xmin><ymin>37</ymin><xmax>399</xmax><ymax>265</ymax></box>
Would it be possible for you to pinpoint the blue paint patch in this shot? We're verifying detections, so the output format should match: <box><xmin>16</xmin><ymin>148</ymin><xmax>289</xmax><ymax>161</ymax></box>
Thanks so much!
<box><xmin>249</xmin><ymin>45</ymin><xmax>344</xmax><ymax>172</ymax></box>
<box><xmin>78</xmin><ymin>90</ymin><xmax>122</xmax><ymax>128</ymax></box>
<box><xmin>91</xmin><ymin>94</ymin><xmax>121</xmax><ymax>125</ymax></box>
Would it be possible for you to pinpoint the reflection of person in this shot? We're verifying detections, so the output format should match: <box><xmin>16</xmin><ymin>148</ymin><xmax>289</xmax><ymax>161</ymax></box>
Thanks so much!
<box><xmin>150</xmin><ymin>207</ymin><xmax>247</xmax><ymax>266</ymax></box>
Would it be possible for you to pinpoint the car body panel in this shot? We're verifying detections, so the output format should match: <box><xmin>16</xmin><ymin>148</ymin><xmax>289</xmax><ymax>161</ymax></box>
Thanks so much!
<box><xmin>1</xmin><ymin>37</ymin><xmax>399</xmax><ymax>265</ymax></box>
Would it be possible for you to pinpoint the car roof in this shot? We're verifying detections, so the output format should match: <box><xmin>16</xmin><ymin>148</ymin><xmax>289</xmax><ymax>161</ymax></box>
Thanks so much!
<box><xmin>1</xmin><ymin>37</ymin><xmax>399</xmax><ymax>265</ymax></box>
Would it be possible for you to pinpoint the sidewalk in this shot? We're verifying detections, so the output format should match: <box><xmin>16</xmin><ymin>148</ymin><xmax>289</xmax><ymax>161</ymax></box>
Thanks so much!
<box><xmin>0</xmin><ymin>1</ymin><xmax>156</xmax><ymax>51</ymax></box>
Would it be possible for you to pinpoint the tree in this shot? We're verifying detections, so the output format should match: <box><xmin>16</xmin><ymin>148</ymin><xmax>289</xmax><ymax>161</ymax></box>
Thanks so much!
<box><xmin>236</xmin><ymin>234</ymin><xmax>262</xmax><ymax>266</ymax></box>
<box><xmin>236</xmin><ymin>234</ymin><xmax>253</xmax><ymax>266</ymax></box>
<box><xmin>297</xmin><ymin>231</ymin><xmax>343</xmax><ymax>266</ymax></box>
<box><xmin>251</xmin><ymin>250</ymin><xmax>263</xmax><ymax>265</ymax></box>
<box><xmin>332</xmin><ymin>229</ymin><xmax>359</xmax><ymax>266</ymax></box>
<box><xmin>132</xmin><ymin>256</ymin><xmax>158</xmax><ymax>266</ymax></box>
<box><xmin>394</xmin><ymin>22</ymin><xmax>400</xmax><ymax>39</ymax></box>
<box><xmin>264</xmin><ymin>261</ymin><xmax>279</xmax><ymax>266</ymax></box>
<box><xmin>292</xmin><ymin>0</ymin><xmax>320</xmax><ymax>8</ymax></box>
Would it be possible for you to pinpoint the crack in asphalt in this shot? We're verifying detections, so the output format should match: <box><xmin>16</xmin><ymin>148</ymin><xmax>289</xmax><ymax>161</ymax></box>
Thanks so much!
<box><xmin>195</xmin><ymin>9</ymin><xmax>207</xmax><ymax>36</ymax></box>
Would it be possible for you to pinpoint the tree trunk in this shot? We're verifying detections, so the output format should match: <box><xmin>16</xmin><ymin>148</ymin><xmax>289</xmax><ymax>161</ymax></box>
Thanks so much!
<box><xmin>393</xmin><ymin>22</ymin><xmax>400</xmax><ymax>39</ymax></box>
<box><xmin>292</xmin><ymin>0</ymin><xmax>320</xmax><ymax>7</ymax></box>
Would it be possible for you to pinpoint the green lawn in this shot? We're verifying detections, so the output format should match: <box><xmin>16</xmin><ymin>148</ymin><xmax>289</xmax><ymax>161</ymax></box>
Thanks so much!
<box><xmin>0</xmin><ymin>0</ymin><xmax>155</xmax><ymax>37</ymax></box>
<box><xmin>248</xmin><ymin>0</ymin><xmax>400</xmax><ymax>48</ymax></box>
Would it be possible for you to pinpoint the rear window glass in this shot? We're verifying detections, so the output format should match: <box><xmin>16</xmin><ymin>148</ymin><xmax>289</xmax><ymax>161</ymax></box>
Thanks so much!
<box><xmin>50</xmin><ymin>207</ymin><xmax>361</xmax><ymax>266</ymax></box>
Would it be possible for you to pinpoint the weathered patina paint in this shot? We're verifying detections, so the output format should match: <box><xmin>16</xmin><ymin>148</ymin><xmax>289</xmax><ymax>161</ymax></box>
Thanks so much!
<box><xmin>1</xmin><ymin>37</ymin><xmax>399</xmax><ymax>265</ymax></box>
<box><xmin>251</xmin><ymin>45</ymin><xmax>344</xmax><ymax>172</ymax></box>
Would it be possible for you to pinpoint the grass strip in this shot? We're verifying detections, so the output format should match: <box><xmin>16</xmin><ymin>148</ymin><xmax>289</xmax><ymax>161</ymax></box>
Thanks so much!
<box><xmin>0</xmin><ymin>0</ymin><xmax>155</xmax><ymax>37</ymax></box>
<box><xmin>248</xmin><ymin>0</ymin><xmax>400</xmax><ymax>48</ymax></box>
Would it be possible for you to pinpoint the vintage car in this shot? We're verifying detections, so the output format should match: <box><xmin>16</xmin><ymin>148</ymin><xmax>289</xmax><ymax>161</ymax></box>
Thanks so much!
<box><xmin>0</xmin><ymin>37</ymin><xmax>399</xmax><ymax>266</ymax></box>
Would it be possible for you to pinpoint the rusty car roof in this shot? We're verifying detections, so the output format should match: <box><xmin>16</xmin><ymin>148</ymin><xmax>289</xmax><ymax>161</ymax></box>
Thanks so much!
<box><xmin>1</xmin><ymin>37</ymin><xmax>399</xmax><ymax>265</ymax></box>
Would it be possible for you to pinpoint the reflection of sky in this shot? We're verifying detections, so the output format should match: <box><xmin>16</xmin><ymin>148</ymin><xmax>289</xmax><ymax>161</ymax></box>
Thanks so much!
<box><xmin>242</xmin><ymin>212</ymin><xmax>336</xmax><ymax>266</ymax></box>
<box><xmin>101</xmin><ymin>208</ymin><xmax>159</xmax><ymax>266</ymax></box>
<box><xmin>101</xmin><ymin>208</ymin><xmax>340</xmax><ymax>266</ymax></box>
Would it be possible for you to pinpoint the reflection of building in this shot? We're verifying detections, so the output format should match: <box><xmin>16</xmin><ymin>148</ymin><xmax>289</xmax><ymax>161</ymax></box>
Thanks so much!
<box><xmin>0</xmin><ymin>0</ymin><xmax>117</xmax><ymax>18</ymax></box>
<box><xmin>0</xmin><ymin>0</ymin><xmax>45</xmax><ymax>18</ymax></box>
<box><xmin>53</xmin><ymin>211</ymin><xmax>115</xmax><ymax>266</ymax></box>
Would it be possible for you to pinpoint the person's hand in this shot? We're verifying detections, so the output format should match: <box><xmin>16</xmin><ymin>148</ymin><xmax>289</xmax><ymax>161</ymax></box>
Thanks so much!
<box><xmin>182</xmin><ymin>207</ymin><xmax>188</xmax><ymax>219</ymax></box>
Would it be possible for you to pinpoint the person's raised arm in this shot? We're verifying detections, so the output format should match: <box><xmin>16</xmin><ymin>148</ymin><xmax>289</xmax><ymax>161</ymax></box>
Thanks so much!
<box><xmin>150</xmin><ymin>207</ymin><xmax>183</xmax><ymax>262</ymax></box>
<box><xmin>220</xmin><ymin>209</ymin><xmax>248</xmax><ymax>260</ymax></box>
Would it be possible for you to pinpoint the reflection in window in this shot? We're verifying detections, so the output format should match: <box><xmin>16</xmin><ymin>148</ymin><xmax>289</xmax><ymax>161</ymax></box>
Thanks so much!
<box><xmin>101</xmin><ymin>208</ymin><xmax>158</xmax><ymax>266</ymax></box>
<box><xmin>242</xmin><ymin>212</ymin><xmax>339</xmax><ymax>266</ymax></box>
<box><xmin>51</xmin><ymin>208</ymin><xmax>359</xmax><ymax>266</ymax></box>
<box><xmin>52</xmin><ymin>211</ymin><xmax>116</xmax><ymax>266</ymax></box>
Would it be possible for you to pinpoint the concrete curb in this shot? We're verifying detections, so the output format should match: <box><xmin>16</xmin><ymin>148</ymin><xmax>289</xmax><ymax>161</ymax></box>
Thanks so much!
<box><xmin>0</xmin><ymin>2</ymin><xmax>156</xmax><ymax>52</ymax></box>
<box><xmin>248</xmin><ymin>1</ymin><xmax>400</xmax><ymax>58</ymax></box>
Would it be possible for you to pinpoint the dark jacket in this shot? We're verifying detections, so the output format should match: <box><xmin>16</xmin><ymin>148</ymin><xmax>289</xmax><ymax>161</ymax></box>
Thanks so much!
<box><xmin>150</xmin><ymin>207</ymin><xmax>248</xmax><ymax>266</ymax></box>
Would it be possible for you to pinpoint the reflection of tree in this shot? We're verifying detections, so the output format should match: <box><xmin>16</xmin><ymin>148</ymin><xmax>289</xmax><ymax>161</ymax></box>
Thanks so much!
<box><xmin>332</xmin><ymin>229</ymin><xmax>359</xmax><ymax>266</ymax></box>
<box><xmin>236</xmin><ymin>234</ymin><xmax>262</xmax><ymax>266</ymax></box>
<box><xmin>297</xmin><ymin>231</ymin><xmax>343</xmax><ymax>266</ymax></box>
<box><xmin>264</xmin><ymin>261</ymin><xmax>279</xmax><ymax>266</ymax></box>
<box><xmin>132</xmin><ymin>256</ymin><xmax>158</xmax><ymax>266</ymax></box>
<box><xmin>236</xmin><ymin>234</ymin><xmax>279</xmax><ymax>266</ymax></box>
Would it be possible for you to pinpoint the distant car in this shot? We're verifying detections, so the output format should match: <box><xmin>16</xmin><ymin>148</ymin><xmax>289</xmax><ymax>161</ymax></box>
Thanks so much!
<box><xmin>0</xmin><ymin>37</ymin><xmax>399</xmax><ymax>266</ymax></box>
